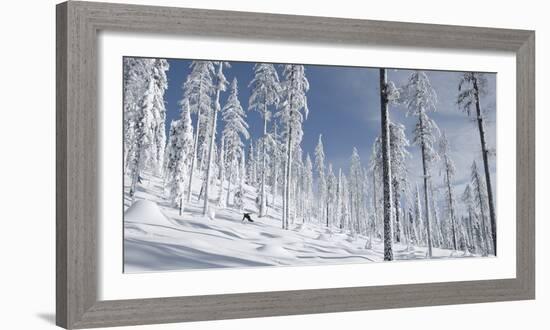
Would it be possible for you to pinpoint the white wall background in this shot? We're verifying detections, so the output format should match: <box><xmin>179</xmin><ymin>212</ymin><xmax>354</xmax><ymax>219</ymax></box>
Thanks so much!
<box><xmin>0</xmin><ymin>0</ymin><xmax>547</xmax><ymax>329</ymax></box>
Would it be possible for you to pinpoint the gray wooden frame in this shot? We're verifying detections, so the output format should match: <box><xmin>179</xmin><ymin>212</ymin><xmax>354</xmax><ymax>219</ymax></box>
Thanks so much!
<box><xmin>56</xmin><ymin>1</ymin><xmax>535</xmax><ymax>328</ymax></box>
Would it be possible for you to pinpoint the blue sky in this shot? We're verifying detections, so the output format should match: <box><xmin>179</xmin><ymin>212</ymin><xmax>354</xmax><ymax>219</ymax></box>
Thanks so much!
<box><xmin>161</xmin><ymin>58</ymin><xmax>496</xmax><ymax>211</ymax></box>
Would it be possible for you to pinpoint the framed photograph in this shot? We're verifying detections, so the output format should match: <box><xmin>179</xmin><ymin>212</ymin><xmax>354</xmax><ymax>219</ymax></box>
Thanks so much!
<box><xmin>56</xmin><ymin>1</ymin><xmax>535</xmax><ymax>328</ymax></box>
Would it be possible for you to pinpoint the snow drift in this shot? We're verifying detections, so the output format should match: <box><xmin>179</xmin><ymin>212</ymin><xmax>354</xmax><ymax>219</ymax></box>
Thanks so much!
<box><xmin>125</xmin><ymin>200</ymin><xmax>170</xmax><ymax>226</ymax></box>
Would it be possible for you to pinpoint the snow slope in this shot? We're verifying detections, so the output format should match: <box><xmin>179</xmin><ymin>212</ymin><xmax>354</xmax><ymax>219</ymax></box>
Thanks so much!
<box><xmin>124</xmin><ymin>173</ymin><xmax>473</xmax><ymax>273</ymax></box>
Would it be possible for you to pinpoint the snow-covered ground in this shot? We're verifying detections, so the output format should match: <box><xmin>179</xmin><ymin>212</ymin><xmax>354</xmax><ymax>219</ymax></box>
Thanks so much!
<box><xmin>124</xmin><ymin>173</ymin><xmax>473</xmax><ymax>273</ymax></box>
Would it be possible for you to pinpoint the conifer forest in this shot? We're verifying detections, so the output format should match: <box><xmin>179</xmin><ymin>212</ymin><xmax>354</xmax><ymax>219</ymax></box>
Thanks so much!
<box><xmin>123</xmin><ymin>57</ymin><xmax>497</xmax><ymax>272</ymax></box>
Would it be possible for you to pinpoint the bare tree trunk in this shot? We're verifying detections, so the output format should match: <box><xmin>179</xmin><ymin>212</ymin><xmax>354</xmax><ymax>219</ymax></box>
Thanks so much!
<box><xmin>380</xmin><ymin>68</ymin><xmax>394</xmax><ymax>261</ymax></box>
<box><xmin>473</xmin><ymin>76</ymin><xmax>497</xmax><ymax>255</ymax></box>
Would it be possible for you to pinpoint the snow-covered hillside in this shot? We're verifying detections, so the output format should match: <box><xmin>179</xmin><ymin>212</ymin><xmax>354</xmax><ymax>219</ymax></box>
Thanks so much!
<box><xmin>122</xmin><ymin>59</ymin><xmax>495</xmax><ymax>272</ymax></box>
<box><xmin>124</xmin><ymin>173</ymin><xmax>472</xmax><ymax>273</ymax></box>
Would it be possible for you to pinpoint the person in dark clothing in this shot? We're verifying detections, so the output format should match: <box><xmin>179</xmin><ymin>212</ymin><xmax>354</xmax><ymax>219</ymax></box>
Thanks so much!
<box><xmin>242</xmin><ymin>213</ymin><xmax>254</xmax><ymax>222</ymax></box>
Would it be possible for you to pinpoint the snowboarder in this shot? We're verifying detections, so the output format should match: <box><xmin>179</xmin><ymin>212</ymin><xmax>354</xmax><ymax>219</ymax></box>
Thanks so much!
<box><xmin>242</xmin><ymin>213</ymin><xmax>254</xmax><ymax>222</ymax></box>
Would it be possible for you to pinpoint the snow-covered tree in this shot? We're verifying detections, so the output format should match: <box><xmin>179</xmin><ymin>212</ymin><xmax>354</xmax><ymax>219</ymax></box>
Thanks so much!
<box><xmin>126</xmin><ymin>58</ymin><xmax>170</xmax><ymax>201</ymax></box>
<box><xmin>401</xmin><ymin>70</ymin><xmax>439</xmax><ymax>258</ymax></box>
<box><xmin>249</xmin><ymin>63</ymin><xmax>281</xmax><ymax>217</ymax></box>
<box><xmin>304</xmin><ymin>154</ymin><xmax>314</xmax><ymax>223</ymax></box>
<box><xmin>471</xmin><ymin>160</ymin><xmax>492</xmax><ymax>256</ymax></box>
<box><xmin>221</xmin><ymin>78</ymin><xmax>250</xmax><ymax>208</ymax></box>
<box><xmin>216</xmin><ymin>136</ymin><xmax>226</xmax><ymax>207</ymax></box>
<box><xmin>368</xmin><ymin>140</ymin><xmax>382</xmax><ymax>242</ymax></box>
<box><xmin>266</xmin><ymin>122</ymin><xmax>282</xmax><ymax>206</ymax></box>
<box><xmin>349</xmin><ymin>147</ymin><xmax>364</xmax><ymax>237</ymax></box>
<box><xmin>365</xmin><ymin>168</ymin><xmax>377</xmax><ymax>248</ymax></box>
<box><xmin>150</xmin><ymin>59</ymin><xmax>170</xmax><ymax>175</ymax></box>
<box><xmin>202</xmin><ymin>62</ymin><xmax>230</xmax><ymax>217</ymax></box>
<box><xmin>379</xmin><ymin>68</ymin><xmax>400</xmax><ymax>260</ymax></box>
<box><xmin>374</xmin><ymin>122</ymin><xmax>410</xmax><ymax>244</ymax></box>
<box><xmin>164</xmin><ymin>98</ymin><xmax>194</xmax><ymax>214</ymax></box>
<box><xmin>457</xmin><ymin>216</ymin><xmax>469</xmax><ymax>252</ymax></box>
<box><xmin>430</xmin><ymin>187</ymin><xmax>443</xmax><ymax>248</ymax></box>
<box><xmin>424</xmin><ymin>178</ymin><xmax>445</xmax><ymax>248</ymax></box>
<box><xmin>124</xmin><ymin>58</ymin><xmax>152</xmax><ymax>175</ymax></box>
<box><xmin>234</xmin><ymin>149</ymin><xmax>247</xmax><ymax>211</ymax></box>
<box><xmin>413</xmin><ymin>184</ymin><xmax>423</xmax><ymax>245</ymax></box>
<box><xmin>127</xmin><ymin>78</ymin><xmax>156</xmax><ymax>199</ymax></box>
<box><xmin>291</xmin><ymin>147</ymin><xmax>305</xmax><ymax>223</ymax></box>
<box><xmin>335</xmin><ymin>168</ymin><xmax>343</xmax><ymax>230</ymax></box>
<box><xmin>246</xmin><ymin>143</ymin><xmax>257</xmax><ymax>185</ymax></box>
<box><xmin>462</xmin><ymin>183</ymin><xmax>476</xmax><ymax>252</ymax></box>
<box><xmin>458</xmin><ymin>72</ymin><xmax>496</xmax><ymax>254</ymax></box>
<box><xmin>182</xmin><ymin>61</ymin><xmax>215</xmax><ymax>203</ymax></box>
<box><xmin>389</xmin><ymin>122</ymin><xmax>410</xmax><ymax>243</ymax></box>
<box><xmin>163</xmin><ymin>121</ymin><xmax>178</xmax><ymax>183</ymax></box>
<box><xmin>314</xmin><ymin>134</ymin><xmax>327</xmax><ymax>224</ymax></box>
<box><xmin>340</xmin><ymin>173</ymin><xmax>351</xmax><ymax>232</ymax></box>
<box><xmin>361</xmin><ymin>167</ymin><xmax>370</xmax><ymax>237</ymax></box>
<box><xmin>254</xmin><ymin>139</ymin><xmax>263</xmax><ymax>187</ymax></box>
<box><xmin>405</xmin><ymin>209</ymin><xmax>415</xmax><ymax>249</ymax></box>
<box><xmin>277</xmin><ymin>64</ymin><xmax>309</xmax><ymax>230</ymax></box>
<box><xmin>439</xmin><ymin>132</ymin><xmax>458</xmax><ymax>250</ymax></box>
<box><xmin>326</xmin><ymin>163</ymin><xmax>337</xmax><ymax>228</ymax></box>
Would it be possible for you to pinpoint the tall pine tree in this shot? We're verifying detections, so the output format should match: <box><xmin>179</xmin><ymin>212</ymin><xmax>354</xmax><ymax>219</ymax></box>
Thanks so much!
<box><xmin>164</xmin><ymin>98</ymin><xmax>194</xmax><ymax>214</ymax></box>
<box><xmin>458</xmin><ymin>72</ymin><xmax>496</xmax><ymax>254</ymax></box>
<box><xmin>249</xmin><ymin>63</ymin><xmax>281</xmax><ymax>217</ymax></box>
<box><xmin>202</xmin><ymin>62</ymin><xmax>230</xmax><ymax>217</ymax></box>
<box><xmin>182</xmin><ymin>61</ymin><xmax>215</xmax><ymax>203</ymax></box>
<box><xmin>439</xmin><ymin>132</ymin><xmax>458</xmax><ymax>250</ymax></box>
<box><xmin>276</xmin><ymin>65</ymin><xmax>309</xmax><ymax>229</ymax></box>
<box><xmin>221</xmin><ymin>78</ymin><xmax>250</xmax><ymax>208</ymax></box>
<box><xmin>401</xmin><ymin>71</ymin><xmax>439</xmax><ymax>258</ymax></box>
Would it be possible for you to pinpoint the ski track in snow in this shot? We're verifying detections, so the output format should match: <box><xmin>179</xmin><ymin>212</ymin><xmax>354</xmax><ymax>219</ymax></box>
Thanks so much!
<box><xmin>124</xmin><ymin>173</ymin><xmax>476</xmax><ymax>273</ymax></box>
